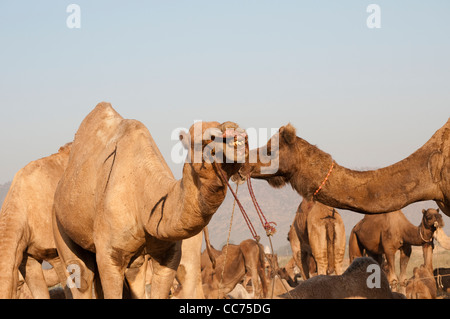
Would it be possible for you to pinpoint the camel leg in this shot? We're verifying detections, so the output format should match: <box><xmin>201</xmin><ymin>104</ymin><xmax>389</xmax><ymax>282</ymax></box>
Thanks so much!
<box><xmin>47</xmin><ymin>256</ymin><xmax>72</xmax><ymax>299</ymax></box>
<box><xmin>124</xmin><ymin>254</ymin><xmax>148</xmax><ymax>299</ymax></box>
<box><xmin>95</xmin><ymin>246</ymin><xmax>132</xmax><ymax>299</ymax></box>
<box><xmin>422</xmin><ymin>243</ymin><xmax>434</xmax><ymax>272</ymax></box>
<box><xmin>309</xmin><ymin>227</ymin><xmax>328</xmax><ymax>276</ymax></box>
<box><xmin>288</xmin><ymin>226</ymin><xmax>309</xmax><ymax>280</ymax></box>
<box><xmin>334</xmin><ymin>223</ymin><xmax>346</xmax><ymax>276</ymax></box>
<box><xmin>384</xmin><ymin>251</ymin><xmax>399</xmax><ymax>292</ymax></box>
<box><xmin>348</xmin><ymin>230</ymin><xmax>363</xmax><ymax>262</ymax></box>
<box><xmin>53</xmin><ymin>215</ymin><xmax>96</xmax><ymax>299</ymax></box>
<box><xmin>147</xmin><ymin>239</ymin><xmax>182</xmax><ymax>299</ymax></box>
<box><xmin>300</xmin><ymin>251</ymin><xmax>312</xmax><ymax>279</ymax></box>
<box><xmin>399</xmin><ymin>245</ymin><xmax>411</xmax><ymax>294</ymax></box>
<box><xmin>19</xmin><ymin>256</ymin><xmax>49</xmax><ymax>299</ymax></box>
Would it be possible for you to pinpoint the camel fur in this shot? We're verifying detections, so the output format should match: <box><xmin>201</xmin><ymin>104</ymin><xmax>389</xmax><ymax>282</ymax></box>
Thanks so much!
<box><xmin>0</xmin><ymin>143</ymin><xmax>71</xmax><ymax>298</ymax></box>
<box><xmin>239</xmin><ymin>120</ymin><xmax>450</xmax><ymax>217</ymax></box>
<box><xmin>279</xmin><ymin>257</ymin><xmax>405</xmax><ymax>299</ymax></box>
<box><xmin>52</xmin><ymin>102</ymin><xmax>248</xmax><ymax>298</ymax></box>
<box><xmin>349</xmin><ymin>208</ymin><xmax>443</xmax><ymax>292</ymax></box>
<box><xmin>288</xmin><ymin>199</ymin><xmax>346</xmax><ymax>279</ymax></box>
<box><xmin>201</xmin><ymin>227</ymin><xmax>268</xmax><ymax>299</ymax></box>
<box><xmin>406</xmin><ymin>265</ymin><xmax>437</xmax><ymax>299</ymax></box>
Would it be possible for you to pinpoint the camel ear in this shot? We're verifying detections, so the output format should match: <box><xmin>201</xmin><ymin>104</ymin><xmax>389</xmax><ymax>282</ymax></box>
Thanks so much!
<box><xmin>437</xmin><ymin>208</ymin><xmax>440</xmax><ymax>213</ymax></box>
<box><xmin>179</xmin><ymin>131</ymin><xmax>190</xmax><ymax>149</ymax></box>
<box><xmin>279</xmin><ymin>123</ymin><xmax>296</xmax><ymax>145</ymax></box>
<box><xmin>422</xmin><ymin>209</ymin><xmax>426</xmax><ymax>214</ymax></box>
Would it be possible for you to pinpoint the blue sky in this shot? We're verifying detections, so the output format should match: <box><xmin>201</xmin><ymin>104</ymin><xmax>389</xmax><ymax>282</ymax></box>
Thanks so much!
<box><xmin>0</xmin><ymin>1</ymin><xmax>449</xmax><ymax>183</ymax></box>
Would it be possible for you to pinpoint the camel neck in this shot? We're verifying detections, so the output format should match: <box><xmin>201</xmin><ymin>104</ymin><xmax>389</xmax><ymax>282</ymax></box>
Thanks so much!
<box><xmin>402</xmin><ymin>221</ymin><xmax>433</xmax><ymax>246</ymax></box>
<box><xmin>308</xmin><ymin>145</ymin><xmax>439</xmax><ymax>214</ymax></box>
<box><xmin>144</xmin><ymin>161</ymin><xmax>230</xmax><ymax>241</ymax></box>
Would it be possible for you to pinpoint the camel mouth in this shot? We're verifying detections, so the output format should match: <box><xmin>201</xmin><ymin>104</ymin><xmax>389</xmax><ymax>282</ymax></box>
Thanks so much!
<box><xmin>220</xmin><ymin>127</ymin><xmax>248</xmax><ymax>163</ymax></box>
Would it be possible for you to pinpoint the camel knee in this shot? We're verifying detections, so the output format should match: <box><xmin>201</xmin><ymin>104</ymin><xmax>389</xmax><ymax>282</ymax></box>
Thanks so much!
<box><xmin>65</xmin><ymin>260</ymin><xmax>94</xmax><ymax>295</ymax></box>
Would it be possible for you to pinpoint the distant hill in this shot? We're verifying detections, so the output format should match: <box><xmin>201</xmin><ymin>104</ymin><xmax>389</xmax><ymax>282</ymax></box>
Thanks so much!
<box><xmin>0</xmin><ymin>181</ymin><xmax>11</xmax><ymax>207</ymax></box>
<box><xmin>0</xmin><ymin>177</ymin><xmax>448</xmax><ymax>256</ymax></box>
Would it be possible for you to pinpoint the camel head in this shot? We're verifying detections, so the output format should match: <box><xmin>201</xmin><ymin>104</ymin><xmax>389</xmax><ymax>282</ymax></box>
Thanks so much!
<box><xmin>421</xmin><ymin>208</ymin><xmax>444</xmax><ymax>232</ymax></box>
<box><xmin>179</xmin><ymin>121</ymin><xmax>248</xmax><ymax>177</ymax></box>
<box><xmin>236</xmin><ymin>123</ymin><xmax>298</xmax><ymax>188</ymax></box>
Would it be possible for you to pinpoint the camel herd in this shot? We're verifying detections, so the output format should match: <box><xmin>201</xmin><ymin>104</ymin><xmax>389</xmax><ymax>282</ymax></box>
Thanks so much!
<box><xmin>0</xmin><ymin>102</ymin><xmax>450</xmax><ymax>299</ymax></box>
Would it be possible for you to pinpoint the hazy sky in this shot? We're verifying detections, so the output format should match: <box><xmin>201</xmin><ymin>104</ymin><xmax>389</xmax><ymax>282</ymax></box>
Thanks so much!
<box><xmin>0</xmin><ymin>1</ymin><xmax>449</xmax><ymax>183</ymax></box>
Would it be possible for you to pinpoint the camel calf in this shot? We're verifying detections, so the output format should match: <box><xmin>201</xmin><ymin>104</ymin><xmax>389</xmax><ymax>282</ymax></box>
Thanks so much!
<box><xmin>406</xmin><ymin>265</ymin><xmax>436</xmax><ymax>299</ymax></box>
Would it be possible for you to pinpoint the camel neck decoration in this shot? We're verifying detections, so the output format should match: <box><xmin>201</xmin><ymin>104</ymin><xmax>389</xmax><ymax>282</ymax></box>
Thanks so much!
<box><xmin>52</xmin><ymin>102</ymin><xmax>249</xmax><ymax>298</ymax></box>
<box><xmin>240</xmin><ymin>119</ymin><xmax>450</xmax><ymax>216</ymax></box>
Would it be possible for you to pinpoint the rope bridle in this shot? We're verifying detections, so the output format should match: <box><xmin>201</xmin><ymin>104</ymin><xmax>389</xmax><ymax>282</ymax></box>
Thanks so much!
<box><xmin>213</xmin><ymin>162</ymin><xmax>276</xmax><ymax>242</ymax></box>
<box><xmin>213</xmin><ymin>161</ymin><xmax>284</xmax><ymax>298</ymax></box>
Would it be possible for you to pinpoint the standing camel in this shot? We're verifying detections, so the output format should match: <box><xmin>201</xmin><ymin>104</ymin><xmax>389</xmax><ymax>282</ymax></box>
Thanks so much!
<box><xmin>348</xmin><ymin>208</ymin><xmax>443</xmax><ymax>291</ymax></box>
<box><xmin>52</xmin><ymin>102</ymin><xmax>248</xmax><ymax>298</ymax></box>
<box><xmin>238</xmin><ymin>120</ymin><xmax>450</xmax><ymax>217</ymax></box>
<box><xmin>288</xmin><ymin>199</ymin><xmax>346</xmax><ymax>279</ymax></box>
<box><xmin>0</xmin><ymin>143</ymin><xmax>71</xmax><ymax>298</ymax></box>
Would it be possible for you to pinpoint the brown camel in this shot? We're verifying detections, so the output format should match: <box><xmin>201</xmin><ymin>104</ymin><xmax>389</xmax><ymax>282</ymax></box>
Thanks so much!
<box><xmin>202</xmin><ymin>227</ymin><xmax>268</xmax><ymax>299</ymax></box>
<box><xmin>405</xmin><ymin>265</ymin><xmax>437</xmax><ymax>299</ymax></box>
<box><xmin>288</xmin><ymin>199</ymin><xmax>346</xmax><ymax>279</ymax></box>
<box><xmin>238</xmin><ymin>120</ymin><xmax>450</xmax><ymax>217</ymax></box>
<box><xmin>279</xmin><ymin>257</ymin><xmax>405</xmax><ymax>299</ymax></box>
<box><xmin>52</xmin><ymin>102</ymin><xmax>248</xmax><ymax>299</ymax></box>
<box><xmin>348</xmin><ymin>208</ymin><xmax>443</xmax><ymax>291</ymax></box>
<box><xmin>0</xmin><ymin>143</ymin><xmax>71</xmax><ymax>299</ymax></box>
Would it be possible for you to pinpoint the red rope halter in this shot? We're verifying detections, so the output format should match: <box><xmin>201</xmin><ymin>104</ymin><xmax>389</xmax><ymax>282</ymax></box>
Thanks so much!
<box><xmin>214</xmin><ymin>163</ymin><xmax>276</xmax><ymax>241</ymax></box>
<box><xmin>313</xmin><ymin>160</ymin><xmax>335</xmax><ymax>197</ymax></box>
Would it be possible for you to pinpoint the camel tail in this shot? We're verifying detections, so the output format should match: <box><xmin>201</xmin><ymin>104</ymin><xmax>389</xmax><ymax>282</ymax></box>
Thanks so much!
<box><xmin>325</xmin><ymin>220</ymin><xmax>335</xmax><ymax>275</ymax></box>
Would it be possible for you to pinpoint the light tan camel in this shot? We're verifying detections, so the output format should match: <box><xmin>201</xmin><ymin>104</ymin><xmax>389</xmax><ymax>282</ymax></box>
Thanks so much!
<box><xmin>349</xmin><ymin>208</ymin><xmax>443</xmax><ymax>291</ymax></box>
<box><xmin>406</xmin><ymin>265</ymin><xmax>437</xmax><ymax>299</ymax></box>
<box><xmin>238</xmin><ymin>120</ymin><xmax>450</xmax><ymax>217</ymax></box>
<box><xmin>52</xmin><ymin>102</ymin><xmax>248</xmax><ymax>299</ymax></box>
<box><xmin>279</xmin><ymin>257</ymin><xmax>405</xmax><ymax>299</ymax></box>
<box><xmin>288</xmin><ymin>199</ymin><xmax>346</xmax><ymax>279</ymax></box>
<box><xmin>174</xmin><ymin>233</ymin><xmax>205</xmax><ymax>298</ymax></box>
<box><xmin>0</xmin><ymin>143</ymin><xmax>71</xmax><ymax>299</ymax></box>
<box><xmin>202</xmin><ymin>228</ymin><xmax>268</xmax><ymax>299</ymax></box>
<box><xmin>434</xmin><ymin>227</ymin><xmax>450</xmax><ymax>249</ymax></box>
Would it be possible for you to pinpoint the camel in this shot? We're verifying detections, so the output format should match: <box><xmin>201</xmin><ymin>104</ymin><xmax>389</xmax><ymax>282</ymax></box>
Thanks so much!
<box><xmin>0</xmin><ymin>143</ymin><xmax>71</xmax><ymax>299</ymax></box>
<box><xmin>52</xmin><ymin>102</ymin><xmax>248</xmax><ymax>299</ymax></box>
<box><xmin>237</xmin><ymin>120</ymin><xmax>450</xmax><ymax>217</ymax></box>
<box><xmin>348</xmin><ymin>208</ymin><xmax>443</xmax><ymax>291</ymax></box>
<box><xmin>173</xmin><ymin>233</ymin><xmax>205</xmax><ymax>298</ymax></box>
<box><xmin>279</xmin><ymin>257</ymin><xmax>405</xmax><ymax>299</ymax></box>
<box><xmin>433</xmin><ymin>268</ymin><xmax>450</xmax><ymax>293</ymax></box>
<box><xmin>201</xmin><ymin>228</ymin><xmax>268</xmax><ymax>299</ymax></box>
<box><xmin>405</xmin><ymin>265</ymin><xmax>437</xmax><ymax>299</ymax></box>
<box><xmin>434</xmin><ymin>227</ymin><xmax>450</xmax><ymax>249</ymax></box>
<box><xmin>288</xmin><ymin>199</ymin><xmax>346</xmax><ymax>279</ymax></box>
